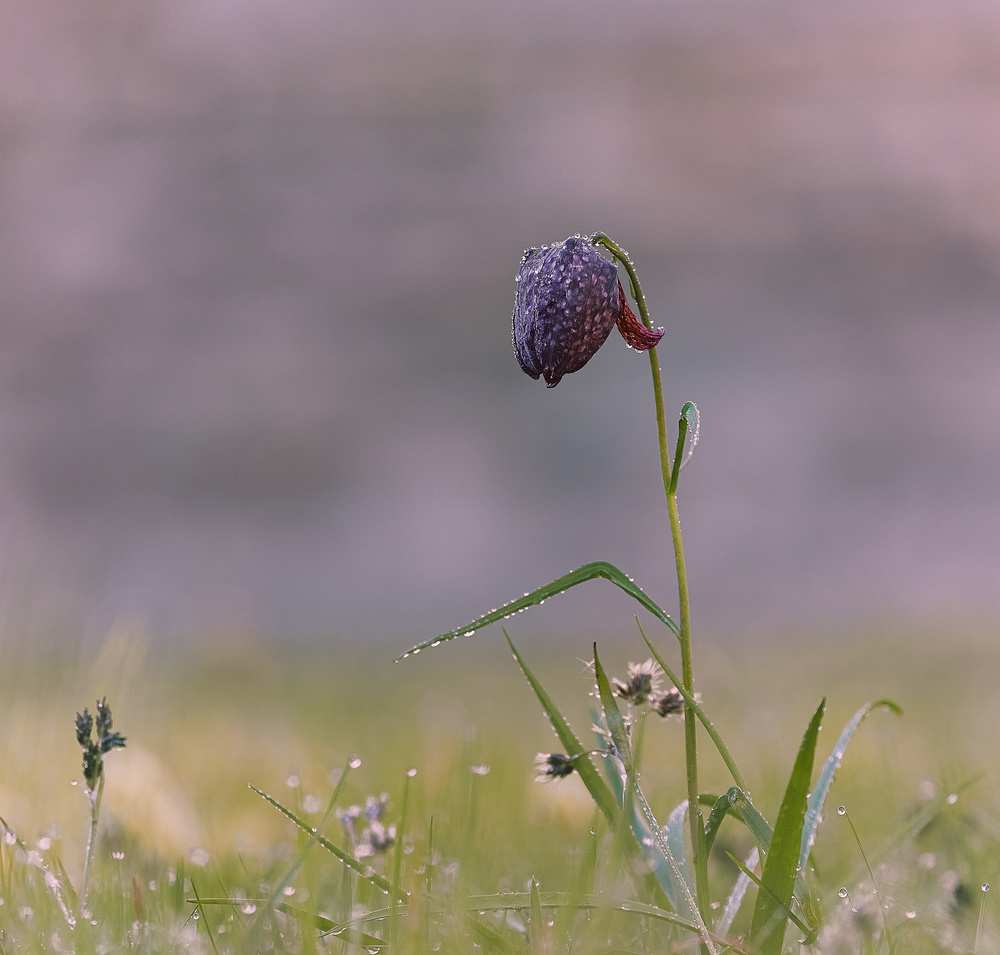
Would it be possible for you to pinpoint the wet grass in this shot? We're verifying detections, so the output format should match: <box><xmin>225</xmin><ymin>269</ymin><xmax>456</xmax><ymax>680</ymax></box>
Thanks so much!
<box><xmin>0</xmin><ymin>619</ymin><xmax>997</xmax><ymax>952</ymax></box>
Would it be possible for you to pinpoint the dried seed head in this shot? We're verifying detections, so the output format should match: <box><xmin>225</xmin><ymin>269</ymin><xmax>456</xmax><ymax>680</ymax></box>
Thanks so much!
<box><xmin>611</xmin><ymin>659</ymin><xmax>663</xmax><ymax>705</ymax></box>
<box><xmin>534</xmin><ymin>752</ymin><xmax>577</xmax><ymax>782</ymax></box>
<box><xmin>512</xmin><ymin>236</ymin><xmax>662</xmax><ymax>387</ymax></box>
<box><xmin>649</xmin><ymin>687</ymin><xmax>684</xmax><ymax>717</ymax></box>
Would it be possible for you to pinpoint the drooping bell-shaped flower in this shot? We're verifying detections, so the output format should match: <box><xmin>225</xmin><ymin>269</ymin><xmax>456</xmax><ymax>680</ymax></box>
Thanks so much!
<box><xmin>512</xmin><ymin>235</ymin><xmax>663</xmax><ymax>387</ymax></box>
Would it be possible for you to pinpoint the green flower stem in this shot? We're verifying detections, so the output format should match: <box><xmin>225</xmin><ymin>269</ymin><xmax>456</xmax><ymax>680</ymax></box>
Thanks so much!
<box><xmin>78</xmin><ymin>772</ymin><xmax>105</xmax><ymax>918</ymax></box>
<box><xmin>591</xmin><ymin>233</ymin><xmax>708</xmax><ymax>920</ymax></box>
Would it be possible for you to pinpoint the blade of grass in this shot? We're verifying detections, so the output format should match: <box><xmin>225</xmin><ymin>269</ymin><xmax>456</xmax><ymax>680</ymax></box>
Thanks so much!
<box><xmin>277</xmin><ymin>903</ymin><xmax>388</xmax><ymax>948</ymax></box>
<box><xmin>594</xmin><ymin>645</ymin><xmax>715</xmax><ymax>953</ymax></box>
<box><xmin>637</xmin><ymin>619</ymin><xmax>746</xmax><ymax>791</ymax></box>
<box><xmin>703</xmin><ymin>792</ymin><xmax>732</xmax><ymax>855</ymax></box>
<box><xmin>750</xmin><ymin>698</ymin><xmax>825</xmax><ymax>955</ymax></box>
<box><xmin>250</xmin><ymin>785</ymin><xmax>407</xmax><ymax>903</ymax></box>
<box><xmin>801</xmin><ymin>699</ymin><xmax>902</xmax><ymax>873</ymax></box>
<box><xmin>727</xmin><ymin>852</ymin><xmax>814</xmax><ymax>941</ymax></box>
<box><xmin>345</xmin><ymin>892</ymin><xmax>703</xmax><ymax>933</ymax></box>
<box><xmin>505</xmin><ymin>630</ymin><xmax>619</xmax><ymax>823</ymax></box>
<box><xmin>717</xmin><ymin>846</ymin><xmax>759</xmax><ymax>939</ymax></box>
<box><xmin>190</xmin><ymin>879</ymin><xmax>221</xmax><ymax>955</ymax></box>
<box><xmin>397</xmin><ymin>561</ymin><xmax>679</xmax><ymax>660</ymax></box>
<box><xmin>528</xmin><ymin>878</ymin><xmax>550</xmax><ymax>955</ymax></box>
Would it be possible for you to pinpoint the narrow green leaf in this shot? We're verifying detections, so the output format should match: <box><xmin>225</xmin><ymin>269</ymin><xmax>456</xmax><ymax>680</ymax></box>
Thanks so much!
<box><xmin>678</xmin><ymin>402</ymin><xmax>700</xmax><ymax>473</ymax></box>
<box><xmin>628</xmin><ymin>786</ymin><xmax>717</xmax><ymax>954</ymax></box>
<box><xmin>505</xmin><ymin>632</ymin><xmax>619</xmax><ymax>823</ymax></box>
<box><xmin>593</xmin><ymin>646</ymin><xmax>710</xmax><ymax>948</ymax></box>
<box><xmin>348</xmin><ymin>892</ymin><xmax>703</xmax><ymax>934</ymax></box>
<box><xmin>592</xmin><ymin>645</ymin><xmax>632</xmax><ymax>771</ymax></box>
<box><xmin>190</xmin><ymin>880</ymin><xmax>221</xmax><ymax>955</ymax></box>
<box><xmin>750</xmin><ymin>698</ymin><xmax>826</xmax><ymax>955</ymax></box>
<box><xmin>663</xmin><ymin>800</ymin><xmax>696</xmax><ymax>898</ymax></box>
<box><xmin>726</xmin><ymin>787</ymin><xmax>774</xmax><ymax>852</ymax></box>
<box><xmin>717</xmin><ymin>846</ymin><xmax>759</xmax><ymax>939</ymax></box>
<box><xmin>528</xmin><ymin>878</ymin><xmax>547</xmax><ymax>955</ymax></box>
<box><xmin>704</xmin><ymin>792</ymin><xmax>733</xmax><ymax>855</ymax></box>
<box><xmin>249</xmin><ymin>785</ymin><xmax>406</xmax><ymax>902</ymax></box>
<box><xmin>801</xmin><ymin>699</ymin><xmax>902</xmax><ymax>873</ymax></box>
<box><xmin>277</xmin><ymin>903</ymin><xmax>388</xmax><ymax>948</ymax></box>
<box><xmin>726</xmin><ymin>853</ymin><xmax>814</xmax><ymax>942</ymax></box>
<box><xmin>637</xmin><ymin>620</ymin><xmax>747</xmax><ymax>790</ymax></box>
<box><xmin>397</xmin><ymin>561</ymin><xmax>679</xmax><ymax>661</ymax></box>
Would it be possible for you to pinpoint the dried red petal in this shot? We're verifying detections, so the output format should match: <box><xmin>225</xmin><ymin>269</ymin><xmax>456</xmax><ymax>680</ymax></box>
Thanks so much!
<box><xmin>615</xmin><ymin>281</ymin><xmax>664</xmax><ymax>351</ymax></box>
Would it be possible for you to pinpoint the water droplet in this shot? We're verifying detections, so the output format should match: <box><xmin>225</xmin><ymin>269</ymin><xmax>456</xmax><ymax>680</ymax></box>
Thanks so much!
<box><xmin>283</xmin><ymin>886</ymin><xmax>296</xmax><ymax>896</ymax></box>
<box><xmin>947</xmin><ymin>793</ymin><xmax>958</xmax><ymax>805</ymax></box>
<box><xmin>838</xmin><ymin>887</ymin><xmax>849</xmax><ymax>899</ymax></box>
<box><xmin>837</xmin><ymin>806</ymin><xmax>846</xmax><ymax>815</ymax></box>
<box><xmin>241</xmin><ymin>903</ymin><xmax>257</xmax><ymax>915</ymax></box>
<box><xmin>406</xmin><ymin>768</ymin><xmax>417</xmax><ymax>778</ymax></box>
<box><xmin>349</xmin><ymin>755</ymin><xmax>362</xmax><ymax>769</ymax></box>
<box><xmin>285</xmin><ymin>774</ymin><xmax>300</xmax><ymax>789</ymax></box>
<box><xmin>905</xmin><ymin>910</ymin><xmax>916</xmax><ymax>919</ymax></box>
<box><xmin>983</xmin><ymin>883</ymin><xmax>990</xmax><ymax>893</ymax></box>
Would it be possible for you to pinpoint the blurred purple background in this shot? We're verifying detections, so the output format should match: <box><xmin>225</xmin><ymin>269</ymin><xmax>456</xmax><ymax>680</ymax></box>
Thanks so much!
<box><xmin>1</xmin><ymin>0</ymin><xmax>999</xmax><ymax>645</ymax></box>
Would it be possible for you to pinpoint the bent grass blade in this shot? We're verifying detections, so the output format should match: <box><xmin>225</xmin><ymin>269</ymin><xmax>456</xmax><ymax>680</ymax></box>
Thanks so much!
<box><xmin>397</xmin><ymin>561</ymin><xmax>679</xmax><ymax>661</ymax></box>
<box><xmin>801</xmin><ymin>699</ymin><xmax>902</xmax><ymax>874</ymax></box>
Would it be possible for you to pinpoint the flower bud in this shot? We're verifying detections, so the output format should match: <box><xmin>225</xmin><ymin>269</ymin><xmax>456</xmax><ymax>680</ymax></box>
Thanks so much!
<box><xmin>512</xmin><ymin>235</ymin><xmax>663</xmax><ymax>387</ymax></box>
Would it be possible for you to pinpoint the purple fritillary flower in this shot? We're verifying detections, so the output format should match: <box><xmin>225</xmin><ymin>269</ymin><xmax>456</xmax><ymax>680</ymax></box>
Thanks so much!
<box><xmin>512</xmin><ymin>235</ymin><xmax>663</xmax><ymax>387</ymax></box>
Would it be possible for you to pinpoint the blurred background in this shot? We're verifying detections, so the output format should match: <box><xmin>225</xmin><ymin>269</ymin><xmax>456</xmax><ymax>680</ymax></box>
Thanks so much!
<box><xmin>1</xmin><ymin>0</ymin><xmax>999</xmax><ymax>648</ymax></box>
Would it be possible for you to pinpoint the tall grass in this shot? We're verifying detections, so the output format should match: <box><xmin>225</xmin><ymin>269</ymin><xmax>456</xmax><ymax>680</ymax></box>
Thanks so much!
<box><xmin>0</xmin><ymin>627</ymin><xmax>996</xmax><ymax>952</ymax></box>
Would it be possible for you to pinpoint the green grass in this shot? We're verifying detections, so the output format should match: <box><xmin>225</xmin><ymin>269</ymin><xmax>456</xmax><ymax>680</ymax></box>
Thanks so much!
<box><xmin>0</xmin><ymin>620</ymin><xmax>997</xmax><ymax>952</ymax></box>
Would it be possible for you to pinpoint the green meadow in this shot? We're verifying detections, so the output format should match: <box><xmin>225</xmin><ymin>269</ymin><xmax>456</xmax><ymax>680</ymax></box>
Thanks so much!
<box><xmin>1</xmin><ymin>617</ymin><xmax>996</xmax><ymax>953</ymax></box>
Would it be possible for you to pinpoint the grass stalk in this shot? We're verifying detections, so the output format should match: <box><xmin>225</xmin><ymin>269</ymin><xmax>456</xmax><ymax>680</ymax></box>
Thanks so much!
<box><xmin>78</xmin><ymin>772</ymin><xmax>105</xmax><ymax>918</ymax></box>
<box><xmin>593</xmin><ymin>232</ymin><xmax>708</xmax><ymax>920</ymax></box>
